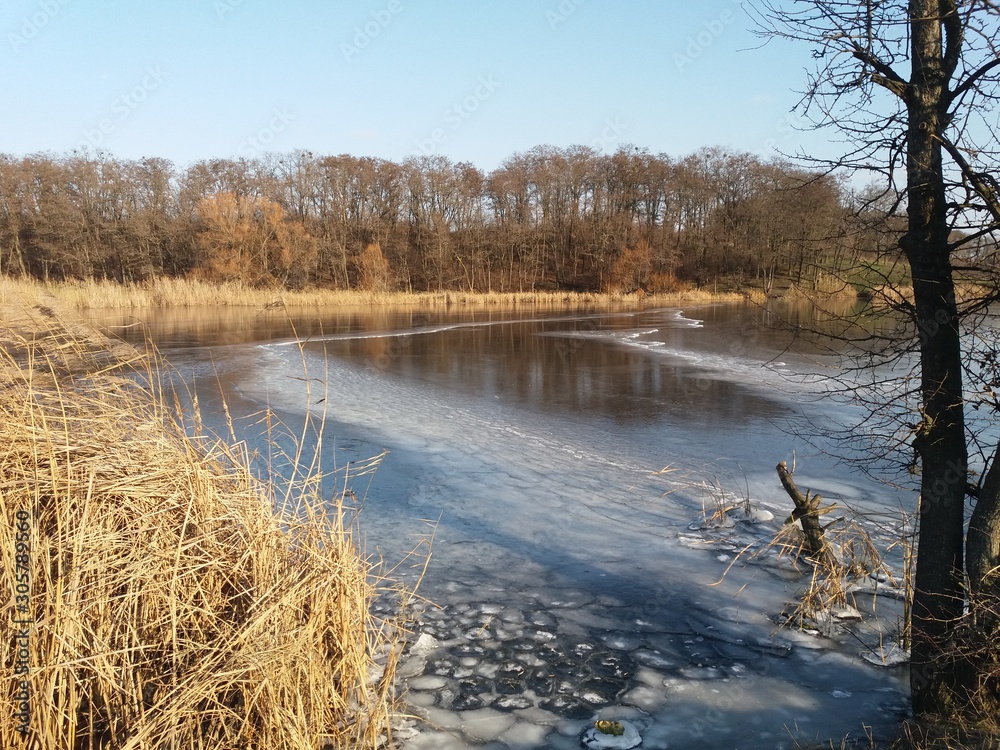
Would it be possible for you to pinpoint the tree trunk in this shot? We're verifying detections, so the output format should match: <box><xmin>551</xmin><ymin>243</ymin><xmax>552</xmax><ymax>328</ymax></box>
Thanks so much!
<box><xmin>968</xmin><ymin>446</ymin><xmax>1000</xmax><ymax>621</ymax></box>
<box><xmin>904</xmin><ymin>0</ymin><xmax>970</xmax><ymax>717</ymax></box>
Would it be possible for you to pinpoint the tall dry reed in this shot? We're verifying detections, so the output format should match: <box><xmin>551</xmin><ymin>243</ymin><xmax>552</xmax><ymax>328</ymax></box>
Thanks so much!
<box><xmin>0</xmin><ymin>302</ymin><xmax>401</xmax><ymax>749</ymax></box>
<box><xmin>0</xmin><ymin>274</ymin><xmax>746</xmax><ymax>310</ymax></box>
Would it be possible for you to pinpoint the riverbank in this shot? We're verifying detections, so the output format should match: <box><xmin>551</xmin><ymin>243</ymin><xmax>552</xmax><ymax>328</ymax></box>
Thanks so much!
<box><xmin>0</xmin><ymin>275</ymin><xmax>752</xmax><ymax>310</ymax></box>
<box><xmin>0</xmin><ymin>301</ymin><xmax>402</xmax><ymax>749</ymax></box>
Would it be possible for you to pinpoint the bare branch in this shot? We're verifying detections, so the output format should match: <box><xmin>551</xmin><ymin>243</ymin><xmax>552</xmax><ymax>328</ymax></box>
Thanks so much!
<box><xmin>942</xmin><ymin>0</ymin><xmax>964</xmax><ymax>80</ymax></box>
<box><xmin>938</xmin><ymin>133</ymin><xmax>1000</xmax><ymax>224</ymax></box>
<box><xmin>949</xmin><ymin>57</ymin><xmax>1000</xmax><ymax>102</ymax></box>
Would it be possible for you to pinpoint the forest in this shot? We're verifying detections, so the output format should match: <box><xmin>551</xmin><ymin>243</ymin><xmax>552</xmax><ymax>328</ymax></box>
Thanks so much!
<box><xmin>0</xmin><ymin>145</ymin><xmax>887</xmax><ymax>294</ymax></box>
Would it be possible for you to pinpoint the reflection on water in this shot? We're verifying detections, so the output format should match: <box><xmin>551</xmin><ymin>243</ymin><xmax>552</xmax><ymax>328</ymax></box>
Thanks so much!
<box><xmin>81</xmin><ymin>300</ymin><xmax>911</xmax><ymax>749</ymax></box>
<box><xmin>84</xmin><ymin>301</ymin><xmax>854</xmax><ymax>429</ymax></box>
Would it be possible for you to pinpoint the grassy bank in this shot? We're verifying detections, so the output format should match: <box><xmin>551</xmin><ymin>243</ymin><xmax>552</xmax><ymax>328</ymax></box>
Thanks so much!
<box><xmin>0</xmin><ymin>302</ymin><xmax>402</xmax><ymax>749</ymax></box>
<box><xmin>0</xmin><ymin>275</ymin><xmax>749</xmax><ymax>310</ymax></box>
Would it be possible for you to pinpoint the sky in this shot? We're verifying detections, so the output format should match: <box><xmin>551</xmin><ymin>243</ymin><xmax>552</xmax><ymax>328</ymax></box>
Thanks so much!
<box><xmin>0</xmin><ymin>0</ymin><xmax>834</xmax><ymax>172</ymax></box>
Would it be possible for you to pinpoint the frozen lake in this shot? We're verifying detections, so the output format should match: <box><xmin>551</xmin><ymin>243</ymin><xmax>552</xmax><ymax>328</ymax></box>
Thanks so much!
<box><xmin>96</xmin><ymin>301</ymin><xmax>912</xmax><ymax>749</ymax></box>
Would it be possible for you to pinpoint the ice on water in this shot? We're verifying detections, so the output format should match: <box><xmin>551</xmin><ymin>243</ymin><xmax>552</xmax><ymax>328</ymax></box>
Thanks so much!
<box><xmin>166</xmin><ymin>306</ymin><xmax>914</xmax><ymax>749</ymax></box>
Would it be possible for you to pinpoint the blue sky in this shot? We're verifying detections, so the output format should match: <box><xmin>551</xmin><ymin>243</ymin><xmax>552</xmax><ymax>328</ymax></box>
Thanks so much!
<box><xmin>0</xmin><ymin>0</ymin><xmax>829</xmax><ymax>170</ymax></box>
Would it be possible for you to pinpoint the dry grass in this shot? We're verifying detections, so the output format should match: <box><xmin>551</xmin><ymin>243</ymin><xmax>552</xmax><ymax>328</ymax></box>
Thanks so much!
<box><xmin>0</xmin><ymin>302</ymin><xmax>403</xmax><ymax>749</ymax></box>
<box><xmin>866</xmin><ymin>282</ymin><xmax>993</xmax><ymax>309</ymax></box>
<box><xmin>796</xmin><ymin>721</ymin><xmax>1000</xmax><ymax>749</ymax></box>
<box><xmin>784</xmin><ymin>272</ymin><xmax>865</xmax><ymax>302</ymax></box>
<box><xmin>707</xmin><ymin>464</ymin><xmax>908</xmax><ymax>652</ymax></box>
<box><xmin>0</xmin><ymin>275</ymin><xmax>746</xmax><ymax>310</ymax></box>
<box><xmin>891</xmin><ymin>719</ymin><xmax>1000</xmax><ymax>749</ymax></box>
<box><xmin>766</xmin><ymin>515</ymin><xmax>900</xmax><ymax>631</ymax></box>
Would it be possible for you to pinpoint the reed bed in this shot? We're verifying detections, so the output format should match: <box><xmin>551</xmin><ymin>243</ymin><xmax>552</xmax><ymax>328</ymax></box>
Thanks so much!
<box><xmin>782</xmin><ymin>272</ymin><xmax>867</xmax><ymax>302</ymax></box>
<box><xmin>0</xmin><ymin>275</ymin><xmax>745</xmax><ymax>311</ymax></box>
<box><xmin>864</xmin><ymin>281</ymin><xmax>993</xmax><ymax>309</ymax></box>
<box><xmin>0</xmin><ymin>303</ymin><xmax>401</xmax><ymax>749</ymax></box>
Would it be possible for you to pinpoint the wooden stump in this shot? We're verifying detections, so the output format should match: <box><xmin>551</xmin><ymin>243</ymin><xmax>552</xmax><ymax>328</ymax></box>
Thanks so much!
<box><xmin>776</xmin><ymin>461</ymin><xmax>838</xmax><ymax>567</ymax></box>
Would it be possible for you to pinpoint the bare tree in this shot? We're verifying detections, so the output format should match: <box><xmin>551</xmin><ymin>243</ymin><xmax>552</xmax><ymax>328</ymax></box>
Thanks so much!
<box><xmin>0</xmin><ymin>146</ymin><xmax>851</xmax><ymax>293</ymax></box>
<box><xmin>751</xmin><ymin>0</ymin><xmax>1000</xmax><ymax>719</ymax></box>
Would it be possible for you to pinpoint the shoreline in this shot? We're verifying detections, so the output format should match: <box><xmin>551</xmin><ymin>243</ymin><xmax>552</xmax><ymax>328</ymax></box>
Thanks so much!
<box><xmin>1</xmin><ymin>275</ymin><xmax>756</xmax><ymax>311</ymax></box>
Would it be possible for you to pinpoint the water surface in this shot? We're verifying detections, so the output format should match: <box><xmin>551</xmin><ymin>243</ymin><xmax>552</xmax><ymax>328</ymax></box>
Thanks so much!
<box><xmin>90</xmin><ymin>301</ymin><xmax>912</xmax><ymax>749</ymax></box>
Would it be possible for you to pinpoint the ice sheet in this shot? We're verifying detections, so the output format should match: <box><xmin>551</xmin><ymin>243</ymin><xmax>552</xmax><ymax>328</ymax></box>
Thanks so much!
<box><xmin>152</xmin><ymin>304</ymin><xmax>912</xmax><ymax>749</ymax></box>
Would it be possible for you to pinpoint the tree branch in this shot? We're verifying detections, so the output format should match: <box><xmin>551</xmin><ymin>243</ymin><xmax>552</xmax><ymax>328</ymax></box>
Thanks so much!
<box><xmin>939</xmin><ymin>133</ymin><xmax>1000</xmax><ymax>224</ymax></box>
<box><xmin>776</xmin><ymin>461</ymin><xmax>839</xmax><ymax>568</ymax></box>
<box><xmin>948</xmin><ymin>224</ymin><xmax>1000</xmax><ymax>251</ymax></box>
<box><xmin>851</xmin><ymin>43</ymin><xmax>909</xmax><ymax>99</ymax></box>
<box><xmin>949</xmin><ymin>57</ymin><xmax>1000</xmax><ymax>103</ymax></box>
<box><xmin>941</xmin><ymin>0</ymin><xmax>964</xmax><ymax>81</ymax></box>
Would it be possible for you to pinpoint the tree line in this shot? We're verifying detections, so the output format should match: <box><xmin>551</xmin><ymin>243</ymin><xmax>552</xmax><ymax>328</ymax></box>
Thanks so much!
<box><xmin>0</xmin><ymin>145</ymin><xmax>864</xmax><ymax>293</ymax></box>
